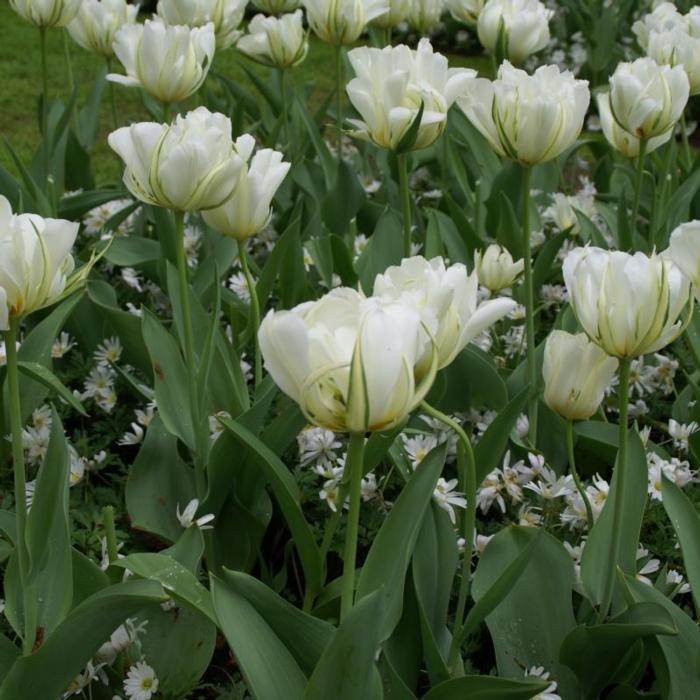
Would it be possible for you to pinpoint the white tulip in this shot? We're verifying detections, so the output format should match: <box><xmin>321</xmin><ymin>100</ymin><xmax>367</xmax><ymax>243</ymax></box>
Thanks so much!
<box><xmin>202</xmin><ymin>136</ymin><xmax>291</xmax><ymax>241</ymax></box>
<box><xmin>10</xmin><ymin>0</ymin><xmax>81</xmax><ymax>27</ymax></box>
<box><xmin>608</xmin><ymin>58</ymin><xmax>689</xmax><ymax>140</ymax></box>
<box><xmin>372</xmin><ymin>0</ymin><xmax>411</xmax><ymax>29</ymax></box>
<box><xmin>157</xmin><ymin>0</ymin><xmax>248</xmax><ymax>49</ymax></box>
<box><xmin>689</xmin><ymin>7</ymin><xmax>700</xmax><ymax>38</ymax></box>
<box><xmin>108</xmin><ymin>17</ymin><xmax>215</xmax><ymax>104</ymax></box>
<box><xmin>346</xmin><ymin>39</ymin><xmax>475</xmax><ymax>151</ymax></box>
<box><xmin>259</xmin><ymin>288</ymin><xmax>437</xmax><ymax>433</ymax></box>
<box><xmin>407</xmin><ymin>0</ymin><xmax>445</xmax><ymax>34</ymax></box>
<box><xmin>543</xmin><ymin>331</ymin><xmax>618</xmax><ymax>421</ymax></box>
<box><xmin>647</xmin><ymin>28</ymin><xmax>700</xmax><ymax>96</ymax></box>
<box><xmin>302</xmin><ymin>0</ymin><xmax>389</xmax><ymax>45</ymax></box>
<box><xmin>474</xmin><ymin>244</ymin><xmax>524</xmax><ymax>292</ymax></box>
<box><xmin>669</xmin><ymin>220</ymin><xmax>700</xmax><ymax>298</ymax></box>
<box><xmin>563</xmin><ymin>246</ymin><xmax>691</xmax><ymax>359</ymax></box>
<box><xmin>108</xmin><ymin>107</ymin><xmax>246</xmax><ymax>212</ymax></box>
<box><xmin>477</xmin><ymin>0</ymin><xmax>553</xmax><ymax>65</ymax></box>
<box><xmin>67</xmin><ymin>0</ymin><xmax>138</xmax><ymax>57</ymax></box>
<box><xmin>254</xmin><ymin>0</ymin><xmax>300</xmax><ymax>13</ymax></box>
<box><xmin>447</xmin><ymin>0</ymin><xmax>485</xmax><ymax>26</ymax></box>
<box><xmin>458</xmin><ymin>61</ymin><xmax>590</xmax><ymax>165</ymax></box>
<box><xmin>0</xmin><ymin>196</ymin><xmax>79</xmax><ymax>330</ymax></box>
<box><xmin>632</xmin><ymin>2</ymin><xmax>685</xmax><ymax>50</ymax></box>
<box><xmin>237</xmin><ymin>11</ymin><xmax>308</xmax><ymax>69</ymax></box>
<box><xmin>373</xmin><ymin>256</ymin><xmax>516</xmax><ymax>371</ymax></box>
<box><xmin>597</xmin><ymin>92</ymin><xmax>671</xmax><ymax>159</ymax></box>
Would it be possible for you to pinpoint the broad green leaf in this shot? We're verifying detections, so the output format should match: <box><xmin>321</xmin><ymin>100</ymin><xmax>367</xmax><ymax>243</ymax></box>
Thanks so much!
<box><xmin>211</xmin><ymin>576</ymin><xmax>306</xmax><ymax>700</ymax></box>
<box><xmin>421</xmin><ymin>676</ymin><xmax>550</xmax><ymax>700</ymax></box>
<box><xmin>356</xmin><ymin>207</ymin><xmax>403</xmax><ymax>294</ymax></box>
<box><xmin>321</xmin><ymin>159</ymin><xmax>366</xmax><ymax>236</ymax></box>
<box><xmin>103</xmin><ymin>235</ymin><xmax>160</xmax><ymax>266</ymax></box>
<box><xmin>0</xmin><ymin>635</ymin><xmax>18</xmax><ymax>680</ymax></box>
<box><xmin>17</xmin><ymin>361</ymin><xmax>86</xmax><ymax>415</ymax></box>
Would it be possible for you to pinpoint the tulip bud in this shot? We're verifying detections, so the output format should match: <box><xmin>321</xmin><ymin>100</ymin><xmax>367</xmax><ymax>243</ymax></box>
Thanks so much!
<box><xmin>647</xmin><ymin>29</ymin><xmax>700</xmax><ymax>96</ymax></box>
<box><xmin>253</xmin><ymin>0</ymin><xmax>301</xmax><ymax>13</ymax></box>
<box><xmin>474</xmin><ymin>244</ymin><xmax>524</xmax><ymax>292</ymax></box>
<box><xmin>563</xmin><ymin>246</ymin><xmax>692</xmax><ymax>360</ymax></box>
<box><xmin>669</xmin><ymin>220</ymin><xmax>700</xmax><ymax>298</ymax></box>
<box><xmin>447</xmin><ymin>0</ymin><xmax>486</xmax><ymax>26</ymax></box>
<box><xmin>543</xmin><ymin>331</ymin><xmax>618</xmax><ymax>421</ymax></box>
<box><xmin>407</xmin><ymin>0</ymin><xmax>445</xmax><ymax>34</ymax></box>
<box><xmin>108</xmin><ymin>17</ymin><xmax>215</xmax><ymax>104</ymax></box>
<box><xmin>67</xmin><ymin>0</ymin><xmax>138</xmax><ymax>57</ymax></box>
<box><xmin>10</xmin><ymin>0</ymin><xmax>80</xmax><ymax>27</ymax></box>
<box><xmin>237</xmin><ymin>11</ymin><xmax>309</xmax><ymax>69</ymax></box>
<box><xmin>108</xmin><ymin>107</ymin><xmax>246</xmax><ymax>212</ymax></box>
<box><xmin>596</xmin><ymin>92</ymin><xmax>672</xmax><ymax>159</ymax></box>
<box><xmin>0</xmin><ymin>196</ymin><xmax>79</xmax><ymax>330</ymax></box>
<box><xmin>477</xmin><ymin>0</ymin><xmax>553</xmax><ymax>65</ymax></box>
<box><xmin>632</xmin><ymin>2</ymin><xmax>685</xmax><ymax>50</ymax></box>
<box><xmin>458</xmin><ymin>61</ymin><xmax>590</xmax><ymax>165</ymax></box>
<box><xmin>373</xmin><ymin>256</ymin><xmax>516</xmax><ymax>372</ymax></box>
<box><xmin>302</xmin><ymin>0</ymin><xmax>390</xmax><ymax>46</ymax></box>
<box><xmin>609</xmin><ymin>58</ymin><xmax>689</xmax><ymax>140</ymax></box>
<box><xmin>202</xmin><ymin>136</ymin><xmax>291</xmax><ymax>241</ymax></box>
<box><xmin>346</xmin><ymin>40</ymin><xmax>475</xmax><ymax>152</ymax></box>
<box><xmin>259</xmin><ymin>288</ymin><xmax>437</xmax><ymax>433</ymax></box>
<box><xmin>157</xmin><ymin>0</ymin><xmax>248</xmax><ymax>49</ymax></box>
<box><xmin>372</xmin><ymin>0</ymin><xmax>411</xmax><ymax>29</ymax></box>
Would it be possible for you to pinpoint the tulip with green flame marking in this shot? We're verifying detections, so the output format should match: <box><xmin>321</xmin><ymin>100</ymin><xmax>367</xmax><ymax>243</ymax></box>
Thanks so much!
<box><xmin>669</xmin><ymin>220</ymin><xmax>700</xmax><ymax>300</ymax></box>
<box><xmin>10</xmin><ymin>0</ymin><xmax>81</xmax><ymax>26</ymax></box>
<box><xmin>474</xmin><ymin>244</ymin><xmax>524</xmax><ymax>293</ymax></box>
<box><xmin>254</xmin><ymin>0</ymin><xmax>300</xmax><ymax>13</ymax></box>
<box><xmin>407</xmin><ymin>0</ymin><xmax>445</xmax><ymax>35</ymax></box>
<box><xmin>157</xmin><ymin>0</ymin><xmax>248</xmax><ymax>49</ymax></box>
<box><xmin>372</xmin><ymin>0</ymin><xmax>411</xmax><ymax>29</ymax></box>
<box><xmin>302</xmin><ymin>0</ymin><xmax>389</xmax><ymax>45</ymax></box>
<box><xmin>448</xmin><ymin>0</ymin><xmax>486</xmax><ymax>26</ymax></box>
<box><xmin>237</xmin><ymin>11</ymin><xmax>309</xmax><ymax>69</ymax></box>
<box><xmin>67</xmin><ymin>0</ymin><xmax>139</xmax><ymax>58</ymax></box>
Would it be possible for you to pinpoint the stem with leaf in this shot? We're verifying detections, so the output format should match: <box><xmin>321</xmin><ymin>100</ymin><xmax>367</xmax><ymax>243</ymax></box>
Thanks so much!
<box><xmin>566</xmin><ymin>421</ymin><xmax>594</xmax><ymax>531</ymax></box>
<box><xmin>103</xmin><ymin>505</ymin><xmax>119</xmax><ymax>564</ymax></box>
<box><xmin>334</xmin><ymin>44</ymin><xmax>344</xmax><ymax>155</ymax></box>
<box><xmin>681</xmin><ymin>112</ymin><xmax>692</xmax><ymax>171</ymax></box>
<box><xmin>106</xmin><ymin>58</ymin><xmax>119</xmax><ymax>131</ymax></box>
<box><xmin>398</xmin><ymin>153</ymin><xmax>412</xmax><ymax>258</ymax></box>
<box><xmin>631</xmin><ymin>138</ymin><xmax>648</xmax><ymax>247</ymax></box>
<box><xmin>340</xmin><ymin>433</ymin><xmax>366</xmax><ymax>622</ymax></box>
<box><xmin>279</xmin><ymin>68</ymin><xmax>289</xmax><ymax>149</ymax></box>
<box><xmin>238</xmin><ymin>240</ymin><xmax>262</xmax><ymax>388</ymax></box>
<box><xmin>38</xmin><ymin>26</ymin><xmax>50</xmax><ymax>186</ymax></box>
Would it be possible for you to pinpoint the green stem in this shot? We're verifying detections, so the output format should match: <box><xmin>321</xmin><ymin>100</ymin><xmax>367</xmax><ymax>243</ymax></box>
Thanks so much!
<box><xmin>340</xmin><ymin>433</ymin><xmax>366</xmax><ymax>622</ymax></box>
<box><xmin>566</xmin><ymin>421</ymin><xmax>594</xmax><ymax>531</ymax></box>
<box><xmin>681</xmin><ymin>112</ymin><xmax>692</xmax><ymax>171</ymax></box>
<box><xmin>420</xmin><ymin>401</ymin><xmax>476</xmax><ymax>673</ymax></box>
<box><xmin>5</xmin><ymin>321</ymin><xmax>35</xmax><ymax>654</ymax></box>
<box><xmin>238</xmin><ymin>241</ymin><xmax>262</xmax><ymax>389</ymax></box>
<box><xmin>630</xmin><ymin>138</ymin><xmax>648</xmax><ymax>248</ymax></box>
<box><xmin>334</xmin><ymin>44</ymin><xmax>344</xmax><ymax>156</ymax></box>
<box><xmin>398</xmin><ymin>153</ymin><xmax>412</xmax><ymax>258</ymax></box>
<box><xmin>106</xmin><ymin>58</ymin><xmax>119</xmax><ymax>131</ymax></box>
<box><xmin>521</xmin><ymin>165</ymin><xmax>537</xmax><ymax>438</ymax></box>
<box><xmin>39</xmin><ymin>26</ymin><xmax>50</xmax><ymax>187</ymax></box>
<box><xmin>599</xmin><ymin>358</ymin><xmax>631</xmax><ymax>621</ymax></box>
<box><xmin>279</xmin><ymin>68</ymin><xmax>289</xmax><ymax>149</ymax></box>
<box><xmin>103</xmin><ymin>506</ymin><xmax>119</xmax><ymax>564</ymax></box>
<box><xmin>162</xmin><ymin>102</ymin><xmax>172</xmax><ymax>123</ymax></box>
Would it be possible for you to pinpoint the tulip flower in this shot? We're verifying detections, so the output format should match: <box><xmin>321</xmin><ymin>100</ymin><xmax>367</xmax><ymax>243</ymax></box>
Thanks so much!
<box><xmin>373</xmin><ymin>256</ymin><xmax>516</xmax><ymax>372</ymax></box>
<box><xmin>563</xmin><ymin>246</ymin><xmax>691</xmax><ymax>360</ymax></box>
<box><xmin>108</xmin><ymin>17</ymin><xmax>216</xmax><ymax>106</ymax></box>
<box><xmin>372</xmin><ymin>0</ymin><xmax>411</xmax><ymax>29</ymax></box>
<box><xmin>597</xmin><ymin>92</ymin><xmax>672</xmax><ymax>159</ymax></box>
<box><xmin>407</xmin><ymin>0</ymin><xmax>445</xmax><ymax>34</ymax></box>
<box><xmin>543</xmin><ymin>331</ymin><xmax>618</xmax><ymax>422</ymax></box>
<box><xmin>632</xmin><ymin>2</ymin><xmax>685</xmax><ymax>50</ymax></box>
<box><xmin>647</xmin><ymin>28</ymin><xmax>700</xmax><ymax>96</ymax></box>
<box><xmin>157</xmin><ymin>0</ymin><xmax>248</xmax><ymax>49</ymax></box>
<box><xmin>346</xmin><ymin>39</ymin><xmax>475</xmax><ymax>152</ymax></box>
<box><xmin>202</xmin><ymin>135</ymin><xmax>291</xmax><ymax>241</ymax></box>
<box><xmin>67</xmin><ymin>0</ymin><xmax>139</xmax><ymax>57</ymax></box>
<box><xmin>477</xmin><ymin>0</ymin><xmax>553</xmax><ymax>65</ymax></box>
<box><xmin>237</xmin><ymin>11</ymin><xmax>309</xmax><ymax>69</ymax></box>
<box><xmin>9</xmin><ymin>0</ymin><xmax>80</xmax><ymax>26</ymax></box>
<box><xmin>447</xmin><ymin>0</ymin><xmax>486</xmax><ymax>26</ymax></box>
<box><xmin>474</xmin><ymin>244</ymin><xmax>524</xmax><ymax>292</ymax></box>
<box><xmin>108</xmin><ymin>107</ymin><xmax>246</xmax><ymax>212</ymax></box>
<box><xmin>0</xmin><ymin>196</ymin><xmax>79</xmax><ymax>331</ymax></box>
<box><xmin>302</xmin><ymin>0</ymin><xmax>389</xmax><ymax>45</ymax></box>
<box><xmin>254</xmin><ymin>0</ymin><xmax>301</xmax><ymax>13</ymax></box>
<box><xmin>669</xmin><ymin>220</ymin><xmax>700</xmax><ymax>299</ymax></box>
<box><xmin>259</xmin><ymin>287</ymin><xmax>437</xmax><ymax>433</ymax></box>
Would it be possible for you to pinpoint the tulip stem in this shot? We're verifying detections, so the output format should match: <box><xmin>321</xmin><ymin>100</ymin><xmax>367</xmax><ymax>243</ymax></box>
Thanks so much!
<box><xmin>521</xmin><ymin>164</ymin><xmax>538</xmax><ymax>438</ymax></box>
<box><xmin>238</xmin><ymin>240</ymin><xmax>262</xmax><ymax>388</ymax></box>
<box><xmin>278</xmin><ymin>68</ymin><xmax>289</xmax><ymax>149</ymax></box>
<box><xmin>103</xmin><ymin>505</ymin><xmax>119</xmax><ymax>565</ymax></box>
<box><xmin>566</xmin><ymin>421</ymin><xmax>594</xmax><ymax>531</ymax></box>
<box><xmin>4</xmin><ymin>320</ymin><xmax>36</xmax><ymax>655</ymax></box>
<box><xmin>420</xmin><ymin>401</ymin><xmax>476</xmax><ymax>673</ymax></box>
<box><xmin>681</xmin><ymin>113</ymin><xmax>692</xmax><ymax>171</ymax></box>
<box><xmin>630</xmin><ymin>138</ymin><xmax>647</xmax><ymax>248</ymax></box>
<box><xmin>106</xmin><ymin>58</ymin><xmax>119</xmax><ymax>132</ymax></box>
<box><xmin>334</xmin><ymin>44</ymin><xmax>344</xmax><ymax>156</ymax></box>
<box><xmin>599</xmin><ymin>357</ymin><xmax>631</xmax><ymax>621</ymax></box>
<box><xmin>340</xmin><ymin>433</ymin><xmax>366</xmax><ymax>622</ymax></box>
<box><xmin>38</xmin><ymin>26</ymin><xmax>50</xmax><ymax>187</ymax></box>
<box><xmin>398</xmin><ymin>153</ymin><xmax>412</xmax><ymax>257</ymax></box>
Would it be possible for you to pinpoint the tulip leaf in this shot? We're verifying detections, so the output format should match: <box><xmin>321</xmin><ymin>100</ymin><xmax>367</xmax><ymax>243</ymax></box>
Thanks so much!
<box><xmin>395</xmin><ymin>101</ymin><xmax>425</xmax><ymax>155</ymax></box>
<box><xmin>356</xmin><ymin>206</ymin><xmax>403</xmax><ymax>293</ymax></box>
<box><xmin>103</xmin><ymin>234</ymin><xmax>160</xmax><ymax>266</ymax></box>
<box><xmin>660</xmin><ymin>474</ymin><xmax>700</xmax><ymax>617</ymax></box>
<box><xmin>321</xmin><ymin>159</ymin><xmax>366</xmax><ymax>236</ymax></box>
<box><xmin>211</xmin><ymin>575</ymin><xmax>306</xmax><ymax>700</ymax></box>
<box><xmin>421</xmin><ymin>676</ymin><xmax>551</xmax><ymax>700</ymax></box>
<box><xmin>16</xmin><ymin>361</ymin><xmax>86</xmax><ymax>416</ymax></box>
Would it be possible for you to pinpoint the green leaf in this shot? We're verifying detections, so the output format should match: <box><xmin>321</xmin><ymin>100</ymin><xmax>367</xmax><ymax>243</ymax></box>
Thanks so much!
<box><xmin>321</xmin><ymin>159</ymin><xmax>366</xmax><ymax>236</ymax></box>
<box><xmin>395</xmin><ymin>101</ymin><xmax>425</xmax><ymax>154</ymax></box>
<box><xmin>0</xmin><ymin>636</ymin><xmax>18</xmax><ymax>680</ymax></box>
<box><xmin>356</xmin><ymin>443</ymin><xmax>448</xmax><ymax>642</ymax></box>
<box><xmin>16</xmin><ymin>361</ymin><xmax>86</xmax><ymax>416</ymax></box>
<box><xmin>0</xmin><ymin>580</ymin><xmax>167</xmax><ymax>700</ymax></box>
<box><xmin>422</xmin><ymin>676</ymin><xmax>550</xmax><ymax>700</ymax></box>
<box><xmin>103</xmin><ymin>235</ymin><xmax>160</xmax><ymax>266</ymax></box>
<box><xmin>220</xmin><ymin>417</ymin><xmax>323</xmax><ymax>596</ymax></box>
<box><xmin>356</xmin><ymin>207</ymin><xmax>403</xmax><ymax>294</ymax></box>
<box><xmin>211</xmin><ymin>576</ymin><xmax>306</xmax><ymax>700</ymax></box>
<box><xmin>305</xmin><ymin>590</ymin><xmax>384</xmax><ymax>700</ymax></box>
<box><xmin>660</xmin><ymin>474</ymin><xmax>700</xmax><ymax>617</ymax></box>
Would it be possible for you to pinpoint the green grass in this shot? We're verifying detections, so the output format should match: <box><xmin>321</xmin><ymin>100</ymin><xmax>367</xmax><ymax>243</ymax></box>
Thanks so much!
<box><xmin>0</xmin><ymin>5</ymin><xmax>487</xmax><ymax>187</ymax></box>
